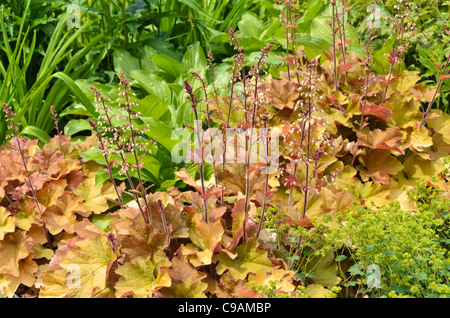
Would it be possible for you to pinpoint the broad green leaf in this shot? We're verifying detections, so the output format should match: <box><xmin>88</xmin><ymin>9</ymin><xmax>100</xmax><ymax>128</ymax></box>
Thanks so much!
<box><xmin>140</xmin><ymin>117</ymin><xmax>180</xmax><ymax>152</ymax></box>
<box><xmin>92</xmin><ymin>213</ymin><xmax>116</xmax><ymax>232</ymax></box>
<box><xmin>238</xmin><ymin>12</ymin><xmax>263</xmax><ymax>39</ymax></box>
<box><xmin>131</xmin><ymin>70</ymin><xmax>171</xmax><ymax>103</ymax></box>
<box><xmin>20</xmin><ymin>125</ymin><xmax>50</xmax><ymax>143</ymax></box>
<box><xmin>113</xmin><ymin>49</ymin><xmax>140</xmax><ymax>80</ymax></box>
<box><xmin>150</xmin><ymin>54</ymin><xmax>186</xmax><ymax>81</ymax></box>
<box><xmin>63</xmin><ymin>119</ymin><xmax>92</xmax><ymax>136</ymax></box>
<box><xmin>182</xmin><ymin>42</ymin><xmax>208</xmax><ymax>72</ymax></box>
<box><xmin>53</xmin><ymin>72</ymin><xmax>98</xmax><ymax>118</ymax></box>
<box><xmin>135</xmin><ymin>94</ymin><xmax>169</xmax><ymax>120</ymax></box>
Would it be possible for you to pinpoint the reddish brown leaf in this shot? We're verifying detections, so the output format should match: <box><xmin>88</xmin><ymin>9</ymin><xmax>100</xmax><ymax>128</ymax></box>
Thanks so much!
<box><xmin>337</xmin><ymin>63</ymin><xmax>352</xmax><ymax>73</ymax></box>
<box><xmin>322</xmin><ymin>50</ymin><xmax>333</xmax><ymax>61</ymax></box>
<box><xmin>361</xmin><ymin>104</ymin><xmax>393</xmax><ymax>122</ymax></box>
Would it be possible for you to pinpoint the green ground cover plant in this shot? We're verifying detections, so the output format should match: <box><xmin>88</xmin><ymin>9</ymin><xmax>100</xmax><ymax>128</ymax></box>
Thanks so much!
<box><xmin>0</xmin><ymin>0</ymin><xmax>449</xmax><ymax>299</ymax></box>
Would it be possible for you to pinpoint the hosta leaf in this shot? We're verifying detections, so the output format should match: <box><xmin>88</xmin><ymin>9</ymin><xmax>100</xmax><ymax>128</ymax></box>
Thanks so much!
<box><xmin>216</xmin><ymin>238</ymin><xmax>274</xmax><ymax>280</ymax></box>
<box><xmin>115</xmin><ymin>257</ymin><xmax>171</xmax><ymax>298</ymax></box>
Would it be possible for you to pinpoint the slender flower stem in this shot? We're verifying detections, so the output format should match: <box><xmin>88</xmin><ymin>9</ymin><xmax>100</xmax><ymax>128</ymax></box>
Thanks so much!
<box><xmin>243</xmin><ymin>44</ymin><xmax>273</xmax><ymax>242</ymax></box>
<box><xmin>89</xmin><ymin>120</ymin><xmax>124</xmax><ymax>208</ymax></box>
<box><xmin>2</xmin><ymin>103</ymin><xmax>54</xmax><ymax>250</ymax></box>
<box><xmin>301</xmin><ymin>72</ymin><xmax>313</xmax><ymax>220</ymax></box>
<box><xmin>256</xmin><ymin>116</ymin><xmax>270</xmax><ymax>238</ymax></box>
<box><xmin>184</xmin><ymin>80</ymin><xmax>209</xmax><ymax>223</ymax></box>
<box><xmin>332</xmin><ymin>2</ymin><xmax>338</xmax><ymax>91</ymax></box>
<box><xmin>157</xmin><ymin>199</ymin><xmax>171</xmax><ymax>244</ymax></box>
<box><xmin>192</xmin><ymin>72</ymin><xmax>218</xmax><ymax>189</ymax></box>
<box><xmin>123</xmin><ymin>87</ymin><xmax>153</xmax><ymax>224</ymax></box>
<box><xmin>90</xmin><ymin>86</ymin><xmax>149</xmax><ymax>224</ymax></box>
<box><xmin>420</xmin><ymin>54</ymin><xmax>450</xmax><ymax>128</ymax></box>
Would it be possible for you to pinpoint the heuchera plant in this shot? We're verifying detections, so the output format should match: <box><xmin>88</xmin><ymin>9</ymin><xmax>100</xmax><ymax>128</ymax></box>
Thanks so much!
<box><xmin>1</xmin><ymin>0</ymin><xmax>450</xmax><ymax>299</ymax></box>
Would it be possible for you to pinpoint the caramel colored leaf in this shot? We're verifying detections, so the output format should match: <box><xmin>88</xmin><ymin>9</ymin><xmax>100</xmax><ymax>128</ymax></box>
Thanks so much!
<box><xmin>74</xmin><ymin>176</ymin><xmax>118</xmax><ymax>215</ymax></box>
<box><xmin>115</xmin><ymin>257</ymin><xmax>171</xmax><ymax>298</ymax></box>
<box><xmin>41</xmin><ymin>192</ymin><xmax>86</xmax><ymax>235</ymax></box>
<box><xmin>216</xmin><ymin>238</ymin><xmax>274</xmax><ymax>280</ymax></box>
<box><xmin>263</xmin><ymin>78</ymin><xmax>300</xmax><ymax>110</ymax></box>
<box><xmin>0</xmin><ymin>231</ymin><xmax>32</xmax><ymax>278</ymax></box>
<box><xmin>359</xmin><ymin>149</ymin><xmax>403</xmax><ymax>184</ymax></box>
<box><xmin>362</xmin><ymin>104</ymin><xmax>392</xmax><ymax>122</ymax></box>
<box><xmin>40</xmin><ymin>234</ymin><xmax>117</xmax><ymax>297</ymax></box>
<box><xmin>181</xmin><ymin>213</ymin><xmax>224</xmax><ymax>267</ymax></box>
<box><xmin>37</xmin><ymin>179</ymin><xmax>67</xmax><ymax>209</ymax></box>
<box><xmin>160</xmin><ymin>253</ymin><xmax>208</xmax><ymax>298</ymax></box>
<box><xmin>358</xmin><ymin>128</ymin><xmax>404</xmax><ymax>154</ymax></box>
<box><xmin>0</xmin><ymin>207</ymin><xmax>15</xmax><ymax>240</ymax></box>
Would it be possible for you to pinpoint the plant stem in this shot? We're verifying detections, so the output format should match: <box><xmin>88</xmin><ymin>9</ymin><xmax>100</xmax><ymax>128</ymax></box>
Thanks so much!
<box><xmin>184</xmin><ymin>80</ymin><xmax>209</xmax><ymax>223</ymax></box>
<box><xmin>89</xmin><ymin>121</ymin><xmax>124</xmax><ymax>208</ymax></box>
<box><xmin>420</xmin><ymin>54</ymin><xmax>450</xmax><ymax>128</ymax></box>
<box><xmin>243</xmin><ymin>44</ymin><xmax>273</xmax><ymax>242</ymax></box>
<box><xmin>91</xmin><ymin>87</ymin><xmax>148</xmax><ymax>224</ymax></box>
<box><xmin>302</xmin><ymin>71</ymin><xmax>313</xmax><ymax>220</ymax></box>
<box><xmin>256</xmin><ymin>117</ymin><xmax>270</xmax><ymax>238</ymax></box>
<box><xmin>123</xmin><ymin>88</ymin><xmax>153</xmax><ymax>224</ymax></box>
<box><xmin>332</xmin><ymin>2</ymin><xmax>338</xmax><ymax>91</ymax></box>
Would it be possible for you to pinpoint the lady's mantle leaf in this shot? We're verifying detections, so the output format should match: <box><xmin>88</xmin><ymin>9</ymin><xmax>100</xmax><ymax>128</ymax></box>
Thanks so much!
<box><xmin>115</xmin><ymin>257</ymin><xmax>171</xmax><ymax>298</ymax></box>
